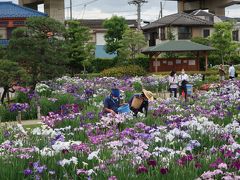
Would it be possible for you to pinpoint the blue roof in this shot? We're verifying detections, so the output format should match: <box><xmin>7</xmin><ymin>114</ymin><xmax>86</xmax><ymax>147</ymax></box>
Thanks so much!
<box><xmin>95</xmin><ymin>45</ymin><xmax>116</xmax><ymax>58</ymax></box>
<box><xmin>0</xmin><ymin>1</ymin><xmax>47</xmax><ymax>18</ymax></box>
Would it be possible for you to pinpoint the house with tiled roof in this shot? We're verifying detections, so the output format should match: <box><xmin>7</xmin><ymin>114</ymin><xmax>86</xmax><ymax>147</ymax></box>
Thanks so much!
<box><xmin>143</xmin><ymin>10</ymin><xmax>240</xmax><ymax>47</ymax></box>
<box><xmin>0</xmin><ymin>1</ymin><xmax>47</xmax><ymax>46</ymax></box>
<box><xmin>77</xmin><ymin>19</ymin><xmax>138</xmax><ymax>58</ymax></box>
<box><xmin>142</xmin><ymin>12</ymin><xmax>214</xmax><ymax>47</ymax></box>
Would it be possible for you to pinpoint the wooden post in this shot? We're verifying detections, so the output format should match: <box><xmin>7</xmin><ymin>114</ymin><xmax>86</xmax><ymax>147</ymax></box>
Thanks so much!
<box><xmin>154</xmin><ymin>55</ymin><xmax>158</xmax><ymax>73</ymax></box>
<box><xmin>17</xmin><ymin>111</ymin><xmax>22</xmax><ymax>124</ymax></box>
<box><xmin>37</xmin><ymin>106</ymin><xmax>41</xmax><ymax>120</ymax></box>
<box><xmin>196</xmin><ymin>52</ymin><xmax>200</xmax><ymax>71</ymax></box>
<box><xmin>205</xmin><ymin>51</ymin><xmax>208</xmax><ymax>71</ymax></box>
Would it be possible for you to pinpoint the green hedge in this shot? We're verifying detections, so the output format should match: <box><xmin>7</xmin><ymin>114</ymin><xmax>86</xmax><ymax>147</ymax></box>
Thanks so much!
<box><xmin>133</xmin><ymin>56</ymin><xmax>150</xmax><ymax>70</ymax></box>
<box><xmin>92</xmin><ymin>58</ymin><xmax>117</xmax><ymax>72</ymax></box>
<box><xmin>101</xmin><ymin>65</ymin><xmax>147</xmax><ymax>77</ymax></box>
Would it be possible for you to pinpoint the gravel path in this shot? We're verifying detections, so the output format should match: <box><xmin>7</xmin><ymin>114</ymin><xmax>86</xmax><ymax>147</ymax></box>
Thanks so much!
<box><xmin>1</xmin><ymin>119</ymin><xmax>41</xmax><ymax>126</ymax></box>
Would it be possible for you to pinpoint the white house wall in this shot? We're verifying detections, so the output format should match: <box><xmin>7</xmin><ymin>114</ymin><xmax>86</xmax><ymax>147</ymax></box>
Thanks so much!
<box><xmin>0</xmin><ymin>27</ymin><xmax>6</xmax><ymax>39</ymax></box>
<box><xmin>96</xmin><ymin>32</ymin><xmax>106</xmax><ymax>45</ymax></box>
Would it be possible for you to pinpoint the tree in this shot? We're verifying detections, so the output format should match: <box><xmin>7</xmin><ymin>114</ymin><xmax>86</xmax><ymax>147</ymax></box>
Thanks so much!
<box><xmin>103</xmin><ymin>16</ymin><xmax>128</xmax><ymax>55</ymax></box>
<box><xmin>65</xmin><ymin>20</ymin><xmax>94</xmax><ymax>74</ymax></box>
<box><xmin>118</xmin><ymin>29</ymin><xmax>146</xmax><ymax>61</ymax></box>
<box><xmin>167</xmin><ymin>27</ymin><xmax>175</xmax><ymax>40</ymax></box>
<box><xmin>191</xmin><ymin>37</ymin><xmax>210</xmax><ymax>46</ymax></box>
<box><xmin>0</xmin><ymin>60</ymin><xmax>27</xmax><ymax>104</ymax></box>
<box><xmin>0</xmin><ymin>46</ymin><xmax>6</xmax><ymax>58</ymax></box>
<box><xmin>7</xmin><ymin>17</ymin><xmax>68</xmax><ymax>90</ymax></box>
<box><xmin>211</xmin><ymin>21</ymin><xmax>239</xmax><ymax>65</ymax></box>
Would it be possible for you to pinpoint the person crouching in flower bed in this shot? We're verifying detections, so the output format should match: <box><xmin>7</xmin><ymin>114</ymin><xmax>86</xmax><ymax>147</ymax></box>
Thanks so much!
<box><xmin>103</xmin><ymin>88</ymin><xmax>121</xmax><ymax>115</ymax></box>
<box><xmin>129</xmin><ymin>89</ymin><xmax>154</xmax><ymax>117</ymax></box>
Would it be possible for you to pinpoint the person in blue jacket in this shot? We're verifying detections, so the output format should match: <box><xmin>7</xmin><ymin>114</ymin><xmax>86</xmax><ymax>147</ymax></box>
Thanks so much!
<box><xmin>103</xmin><ymin>88</ymin><xmax>121</xmax><ymax>115</ymax></box>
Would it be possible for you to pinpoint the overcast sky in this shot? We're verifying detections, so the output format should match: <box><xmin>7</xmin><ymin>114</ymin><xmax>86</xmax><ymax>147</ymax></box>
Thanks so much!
<box><xmin>2</xmin><ymin>0</ymin><xmax>240</xmax><ymax>21</ymax></box>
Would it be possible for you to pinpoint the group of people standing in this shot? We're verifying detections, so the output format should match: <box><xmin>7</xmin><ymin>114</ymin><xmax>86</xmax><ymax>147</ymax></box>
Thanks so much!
<box><xmin>218</xmin><ymin>64</ymin><xmax>237</xmax><ymax>81</ymax></box>
<box><xmin>168</xmin><ymin>69</ymin><xmax>189</xmax><ymax>99</ymax></box>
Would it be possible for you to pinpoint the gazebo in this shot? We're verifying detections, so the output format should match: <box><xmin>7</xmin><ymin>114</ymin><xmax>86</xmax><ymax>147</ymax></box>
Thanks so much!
<box><xmin>142</xmin><ymin>40</ymin><xmax>215</xmax><ymax>72</ymax></box>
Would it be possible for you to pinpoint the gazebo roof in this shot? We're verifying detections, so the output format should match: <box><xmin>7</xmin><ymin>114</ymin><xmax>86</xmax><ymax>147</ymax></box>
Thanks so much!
<box><xmin>142</xmin><ymin>40</ymin><xmax>215</xmax><ymax>54</ymax></box>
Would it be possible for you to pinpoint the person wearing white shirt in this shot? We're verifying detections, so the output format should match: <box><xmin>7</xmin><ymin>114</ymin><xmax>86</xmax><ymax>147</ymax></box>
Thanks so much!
<box><xmin>229</xmin><ymin>64</ymin><xmax>235</xmax><ymax>80</ymax></box>
<box><xmin>168</xmin><ymin>70</ymin><xmax>178</xmax><ymax>98</ymax></box>
<box><xmin>178</xmin><ymin>69</ymin><xmax>189</xmax><ymax>100</ymax></box>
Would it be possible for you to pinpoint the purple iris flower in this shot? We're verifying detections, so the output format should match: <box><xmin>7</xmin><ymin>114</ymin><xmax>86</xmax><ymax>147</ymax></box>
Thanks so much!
<box><xmin>23</xmin><ymin>169</ymin><xmax>32</xmax><ymax>176</ymax></box>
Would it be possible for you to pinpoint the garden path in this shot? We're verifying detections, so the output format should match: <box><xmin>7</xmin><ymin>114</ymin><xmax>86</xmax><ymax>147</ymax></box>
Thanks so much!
<box><xmin>0</xmin><ymin>119</ymin><xmax>41</xmax><ymax>126</ymax></box>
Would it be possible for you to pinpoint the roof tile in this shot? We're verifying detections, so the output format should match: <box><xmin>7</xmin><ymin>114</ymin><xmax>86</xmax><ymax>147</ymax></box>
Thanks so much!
<box><xmin>0</xmin><ymin>2</ymin><xmax>47</xmax><ymax>18</ymax></box>
<box><xmin>142</xmin><ymin>13</ymin><xmax>213</xmax><ymax>30</ymax></box>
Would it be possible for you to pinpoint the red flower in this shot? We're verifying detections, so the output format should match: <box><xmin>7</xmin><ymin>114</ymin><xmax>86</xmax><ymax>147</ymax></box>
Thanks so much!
<box><xmin>136</xmin><ymin>165</ymin><xmax>148</xmax><ymax>174</ymax></box>
<box><xmin>160</xmin><ymin>167</ymin><xmax>169</xmax><ymax>175</ymax></box>
<box><xmin>62</xmin><ymin>149</ymin><xmax>69</xmax><ymax>154</ymax></box>
<box><xmin>147</xmin><ymin>159</ymin><xmax>157</xmax><ymax>167</ymax></box>
<box><xmin>195</xmin><ymin>162</ymin><xmax>202</xmax><ymax>169</ymax></box>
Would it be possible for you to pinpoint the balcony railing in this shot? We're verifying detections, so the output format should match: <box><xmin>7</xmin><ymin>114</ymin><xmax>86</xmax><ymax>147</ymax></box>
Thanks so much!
<box><xmin>178</xmin><ymin>33</ymin><xmax>192</xmax><ymax>40</ymax></box>
<box><xmin>0</xmin><ymin>39</ymin><xmax>9</xmax><ymax>47</ymax></box>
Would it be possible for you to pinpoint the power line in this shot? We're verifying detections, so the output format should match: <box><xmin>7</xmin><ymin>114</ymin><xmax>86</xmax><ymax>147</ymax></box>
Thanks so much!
<box><xmin>65</xmin><ymin>0</ymin><xmax>99</xmax><ymax>10</ymax></box>
<box><xmin>128</xmin><ymin>0</ymin><xmax>148</xmax><ymax>30</ymax></box>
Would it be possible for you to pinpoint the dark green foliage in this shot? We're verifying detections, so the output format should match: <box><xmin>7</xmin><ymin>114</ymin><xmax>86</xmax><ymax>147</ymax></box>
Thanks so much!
<box><xmin>91</xmin><ymin>58</ymin><xmax>117</xmax><ymax>72</ymax></box>
<box><xmin>65</xmin><ymin>20</ymin><xmax>95</xmax><ymax>74</ymax></box>
<box><xmin>191</xmin><ymin>37</ymin><xmax>210</xmax><ymax>46</ymax></box>
<box><xmin>103</xmin><ymin>16</ymin><xmax>128</xmax><ymax>55</ymax></box>
<box><xmin>116</xmin><ymin>56</ymin><xmax>150</xmax><ymax>70</ymax></box>
<box><xmin>134</xmin><ymin>56</ymin><xmax>150</xmax><ymax>70</ymax></box>
<box><xmin>0</xmin><ymin>60</ymin><xmax>27</xmax><ymax>103</ymax></box>
<box><xmin>118</xmin><ymin>29</ymin><xmax>146</xmax><ymax>60</ymax></box>
<box><xmin>7</xmin><ymin>17</ymin><xmax>68</xmax><ymax>90</ymax></box>
<box><xmin>101</xmin><ymin>65</ymin><xmax>147</xmax><ymax>77</ymax></box>
<box><xmin>210</xmin><ymin>21</ymin><xmax>239</xmax><ymax>64</ymax></box>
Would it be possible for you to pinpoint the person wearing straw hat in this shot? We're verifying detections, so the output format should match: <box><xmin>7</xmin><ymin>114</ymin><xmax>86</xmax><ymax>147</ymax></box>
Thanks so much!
<box><xmin>129</xmin><ymin>89</ymin><xmax>154</xmax><ymax>117</ymax></box>
<box><xmin>103</xmin><ymin>88</ymin><xmax>121</xmax><ymax>115</ymax></box>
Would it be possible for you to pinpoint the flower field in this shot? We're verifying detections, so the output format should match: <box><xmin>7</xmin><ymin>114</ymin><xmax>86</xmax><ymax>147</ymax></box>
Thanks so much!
<box><xmin>0</xmin><ymin>75</ymin><xmax>239</xmax><ymax>180</ymax></box>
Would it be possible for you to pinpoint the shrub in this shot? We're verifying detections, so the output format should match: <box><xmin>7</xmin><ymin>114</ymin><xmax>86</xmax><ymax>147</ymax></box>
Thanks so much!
<box><xmin>133</xmin><ymin>56</ymin><xmax>150</xmax><ymax>70</ymax></box>
<box><xmin>101</xmin><ymin>65</ymin><xmax>147</xmax><ymax>77</ymax></box>
<box><xmin>77</xmin><ymin>73</ymin><xmax>101</xmax><ymax>79</ymax></box>
<box><xmin>92</xmin><ymin>58</ymin><xmax>117</xmax><ymax>72</ymax></box>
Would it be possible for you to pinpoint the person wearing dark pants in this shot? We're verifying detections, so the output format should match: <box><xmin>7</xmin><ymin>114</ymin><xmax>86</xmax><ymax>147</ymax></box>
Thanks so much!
<box><xmin>170</xmin><ymin>88</ymin><xmax>177</xmax><ymax>98</ymax></box>
<box><xmin>168</xmin><ymin>70</ymin><xmax>178</xmax><ymax>98</ymax></box>
<box><xmin>178</xmin><ymin>69</ymin><xmax>189</xmax><ymax>101</ymax></box>
<box><xmin>229</xmin><ymin>64</ymin><xmax>236</xmax><ymax>80</ymax></box>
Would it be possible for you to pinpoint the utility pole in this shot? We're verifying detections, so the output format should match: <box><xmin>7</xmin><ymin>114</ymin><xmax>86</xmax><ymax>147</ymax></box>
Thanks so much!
<box><xmin>70</xmin><ymin>0</ymin><xmax>73</xmax><ymax>20</ymax></box>
<box><xmin>158</xmin><ymin>1</ymin><xmax>163</xmax><ymax>19</ymax></box>
<box><xmin>128</xmin><ymin>0</ymin><xmax>148</xmax><ymax>30</ymax></box>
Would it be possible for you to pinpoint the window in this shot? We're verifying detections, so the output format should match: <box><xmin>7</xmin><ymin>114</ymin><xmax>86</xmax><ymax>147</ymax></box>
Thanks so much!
<box><xmin>13</xmin><ymin>21</ymin><xmax>25</xmax><ymax>26</ymax></box>
<box><xmin>203</xmin><ymin>29</ymin><xmax>210</xmax><ymax>38</ymax></box>
<box><xmin>149</xmin><ymin>32</ymin><xmax>158</xmax><ymax>46</ymax></box>
<box><xmin>0</xmin><ymin>21</ymin><xmax>8</xmax><ymax>27</ymax></box>
<box><xmin>178</xmin><ymin>27</ymin><xmax>192</xmax><ymax>40</ymax></box>
<box><xmin>160</xmin><ymin>27</ymin><xmax>165</xmax><ymax>40</ymax></box>
<box><xmin>176</xmin><ymin>59</ymin><xmax>181</xmax><ymax>64</ymax></box>
<box><xmin>232</xmin><ymin>30</ymin><xmax>239</xmax><ymax>41</ymax></box>
<box><xmin>189</xmin><ymin>60</ymin><xmax>196</xmax><ymax>65</ymax></box>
